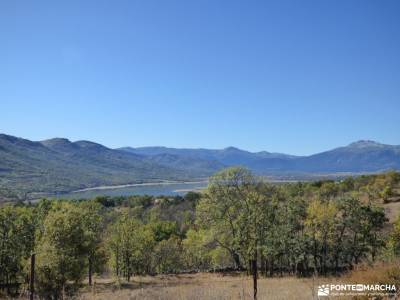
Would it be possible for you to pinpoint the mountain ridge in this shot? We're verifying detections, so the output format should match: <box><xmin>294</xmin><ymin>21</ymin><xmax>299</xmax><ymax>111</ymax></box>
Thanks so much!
<box><xmin>1</xmin><ymin>133</ymin><xmax>399</xmax><ymax>201</ymax></box>
<box><xmin>119</xmin><ymin>139</ymin><xmax>399</xmax><ymax>158</ymax></box>
<box><xmin>119</xmin><ymin>140</ymin><xmax>400</xmax><ymax>174</ymax></box>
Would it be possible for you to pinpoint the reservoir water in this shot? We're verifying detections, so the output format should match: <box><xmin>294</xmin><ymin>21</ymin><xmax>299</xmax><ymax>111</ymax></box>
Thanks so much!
<box><xmin>56</xmin><ymin>181</ymin><xmax>208</xmax><ymax>199</ymax></box>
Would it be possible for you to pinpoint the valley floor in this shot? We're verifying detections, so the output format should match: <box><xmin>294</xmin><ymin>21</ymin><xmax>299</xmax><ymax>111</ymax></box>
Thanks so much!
<box><xmin>77</xmin><ymin>273</ymin><xmax>339</xmax><ymax>300</ymax></box>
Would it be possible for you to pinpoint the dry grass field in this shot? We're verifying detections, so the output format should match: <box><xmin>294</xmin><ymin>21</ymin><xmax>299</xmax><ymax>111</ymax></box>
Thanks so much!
<box><xmin>77</xmin><ymin>273</ymin><xmax>338</xmax><ymax>300</ymax></box>
<box><xmin>76</xmin><ymin>261</ymin><xmax>400</xmax><ymax>300</ymax></box>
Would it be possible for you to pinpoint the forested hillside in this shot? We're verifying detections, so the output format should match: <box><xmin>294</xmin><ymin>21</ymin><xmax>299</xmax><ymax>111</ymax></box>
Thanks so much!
<box><xmin>0</xmin><ymin>134</ymin><xmax>207</xmax><ymax>201</ymax></box>
<box><xmin>1</xmin><ymin>133</ymin><xmax>400</xmax><ymax>202</ymax></box>
<box><xmin>1</xmin><ymin>169</ymin><xmax>399</xmax><ymax>299</ymax></box>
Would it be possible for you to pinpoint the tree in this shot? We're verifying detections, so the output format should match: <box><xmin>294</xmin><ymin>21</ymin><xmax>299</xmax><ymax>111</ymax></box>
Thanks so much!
<box><xmin>153</xmin><ymin>236</ymin><xmax>183</xmax><ymax>273</ymax></box>
<box><xmin>380</xmin><ymin>185</ymin><xmax>393</xmax><ymax>203</ymax></box>
<box><xmin>197</xmin><ymin>167</ymin><xmax>273</xmax><ymax>299</ymax></box>
<box><xmin>108</xmin><ymin>213</ymin><xmax>155</xmax><ymax>281</ymax></box>
<box><xmin>387</xmin><ymin>215</ymin><xmax>400</xmax><ymax>258</ymax></box>
<box><xmin>79</xmin><ymin>201</ymin><xmax>107</xmax><ymax>286</ymax></box>
<box><xmin>0</xmin><ymin>206</ymin><xmax>35</xmax><ymax>295</ymax></box>
<box><xmin>34</xmin><ymin>202</ymin><xmax>87</xmax><ymax>299</ymax></box>
<box><xmin>261</xmin><ymin>195</ymin><xmax>309</xmax><ymax>277</ymax></box>
<box><xmin>149</xmin><ymin>220</ymin><xmax>179</xmax><ymax>242</ymax></box>
<box><xmin>305</xmin><ymin>199</ymin><xmax>338</xmax><ymax>275</ymax></box>
<box><xmin>182</xmin><ymin>229</ymin><xmax>213</xmax><ymax>271</ymax></box>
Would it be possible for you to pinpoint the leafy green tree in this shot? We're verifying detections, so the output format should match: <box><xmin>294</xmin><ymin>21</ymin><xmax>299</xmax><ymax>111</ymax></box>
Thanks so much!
<box><xmin>380</xmin><ymin>185</ymin><xmax>393</xmax><ymax>203</ymax></box>
<box><xmin>197</xmin><ymin>167</ymin><xmax>274</xmax><ymax>299</ymax></box>
<box><xmin>305</xmin><ymin>199</ymin><xmax>338</xmax><ymax>275</ymax></box>
<box><xmin>79</xmin><ymin>201</ymin><xmax>107</xmax><ymax>285</ymax></box>
<box><xmin>183</xmin><ymin>229</ymin><xmax>213</xmax><ymax>271</ymax></box>
<box><xmin>197</xmin><ymin>168</ymin><xmax>245</xmax><ymax>269</ymax></box>
<box><xmin>330</xmin><ymin>197</ymin><xmax>387</xmax><ymax>269</ymax></box>
<box><xmin>108</xmin><ymin>214</ymin><xmax>155</xmax><ymax>281</ymax></box>
<box><xmin>153</xmin><ymin>236</ymin><xmax>183</xmax><ymax>273</ymax></box>
<box><xmin>35</xmin><ymin>202</ymin><xmax>88</xmax><ymax>299</ymax></box>
<box><xmin>261</xmin><ymin>195</ymin><xmax>309</xmax><ymax>276</ymax></box>
<box><xmin>0</xmin><ymin>206</ymin><xmax>35</xmax><ymax>295</ymax></box>
<box><xmin>386</xmin><ymin>215</ymin><xmax>400</xmax><ymax>258</ymax></box>
<box><xmin>149</xmin><ymin>220</ymin><xmax>179</xmax><ymax>242</ymax></box>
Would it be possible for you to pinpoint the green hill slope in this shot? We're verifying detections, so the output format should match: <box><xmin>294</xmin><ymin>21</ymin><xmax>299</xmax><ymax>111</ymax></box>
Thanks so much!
<box><xmin>0</xmin><ymin>135</ymin><xmax>192</xmax><ymax>200</ymax></box>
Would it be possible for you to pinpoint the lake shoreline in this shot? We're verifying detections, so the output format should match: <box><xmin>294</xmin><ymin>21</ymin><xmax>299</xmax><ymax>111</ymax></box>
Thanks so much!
<box><xmin>71</xmin><ymin>180</ymin><xmax>209</xmax><ymax>193</ymax></box>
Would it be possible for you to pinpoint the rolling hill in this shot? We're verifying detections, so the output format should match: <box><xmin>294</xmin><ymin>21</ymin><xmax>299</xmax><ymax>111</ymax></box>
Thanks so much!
<box><xmin>1</xmin><ymin>133</ymin><xmax>399</xmax><ymax>201</ymax></box>
<box><xmin>0</xmin><ymin>134</ymin><xmax>203</xmax><ymax>200</ymax></box>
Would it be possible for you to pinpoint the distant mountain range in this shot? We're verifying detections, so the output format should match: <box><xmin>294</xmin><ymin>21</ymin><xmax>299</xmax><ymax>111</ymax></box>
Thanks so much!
<box><xmin>120</xmin><ymin>140</ymin><xmax>400</xmax><ymax>173</ymax></box>
<box><xmin>0</xmin><ymin>133</ymin><xmax>399</xmax><ymax>201</ymax></box>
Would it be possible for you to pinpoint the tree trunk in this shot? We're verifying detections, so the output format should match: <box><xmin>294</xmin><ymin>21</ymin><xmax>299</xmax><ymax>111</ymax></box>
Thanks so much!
<box><xmin>88</xmin><ymin>256</ymin><xmax>92</xmax><ymax>286</ymax></box>
<box><xmin>313</xmin><ymin>240</ymin><xmax>318</xmax><ymax>273</ymax></box>
<box><xmin>260</xmin><ymin>257</ymin><xmax>266</xmax><ymax>277</ymax></box>
<box><xmin>269</xmin><ymin>259</ymin><xmax>274</xmax><ymax>277</ymax></box>
<box><xmin>322</xmin><ymin>237</ymin><xmax>327</xmax><ymax>275</ymax></box>
<box><xmin>30</xmin><ymin>253</ymin><xmax>35</xmax><ymax>300</ymax></box>
<box><xmin>335</xmin><ymin>256</ymin><xmax>339</xmax><ymax>275</ymax></box>
<box><xmin>116</xmin><ymin>248</ymin><xmax>119</xmax><ymax>277</ymax></box>
<box><xmin>252</xmin><ymin>257</ymin><xmax>258</xmax><ymax>300</ymax></box>
<box><xmin>232</xmin><ymin>251</ymin><xmax>242</xmax><ymax>270</ymax></box>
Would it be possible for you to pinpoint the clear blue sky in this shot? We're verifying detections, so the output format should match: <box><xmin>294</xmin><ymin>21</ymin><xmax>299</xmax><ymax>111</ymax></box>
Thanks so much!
<box><xmin>1</xmin><ymin>0</ymin><xmax>399</xmax><ymax>155</ymax></box>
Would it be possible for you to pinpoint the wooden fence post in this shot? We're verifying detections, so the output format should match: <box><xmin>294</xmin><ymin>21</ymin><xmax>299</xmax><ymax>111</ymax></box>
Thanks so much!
<box><xmin>30</xmin><ymin>253</ymin><xmax>35</xmax><ymax>300</ymax></box>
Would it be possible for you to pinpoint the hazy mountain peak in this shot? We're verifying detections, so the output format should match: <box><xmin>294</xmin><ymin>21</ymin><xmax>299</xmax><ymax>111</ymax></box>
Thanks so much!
<box><xmin>0</xmin><ymin>133</ymin><xmax>43</xmax><ymax>149</ymax></box>
<box><xmin>40</xmin><ymin>138</ymin><xmax>79</xmax><ymax>153</ymax></box>
<box><xmin>0</xmin><ymin>134</ymin><xmax>31</xmax><ymax>143</ymax></box>
<box><xmin>74</xmin><ymin>140</ymin><xmax>108</xmax><ymax>149</ymax></box>
<box><xmin>0</xmin><ymin>133</ymin><xmax>19</xmax><ymax>142</ymax></box>
<box><xmin>223</xmin><ymin>146</ymin><xmax>243</xmax><ymax>152</ymax></box>
<box><xmin>257</xmin><ymin>150</ymin><xmax>271</xmax><ymax>155</ymax></box>
<box><xmin>348</xmin><ymin>140</ymin><xmax>384</xmax><ymax>148</ymax></box>
<box><xmin>40</xmin><ymin>138</ymin><xmax>110</xmax><ymax>152</ymax></box>
<box><xmin>41</xmin><ymin>137</ymin><xmax>72</xmax><ymax>145</ymax></box>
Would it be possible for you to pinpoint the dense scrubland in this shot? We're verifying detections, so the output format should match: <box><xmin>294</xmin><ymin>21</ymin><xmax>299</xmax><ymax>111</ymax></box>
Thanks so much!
<box><xmin>1</xmin><ymin>168</ymin><xmax>400</xmax><ymax>299</ymax></box>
